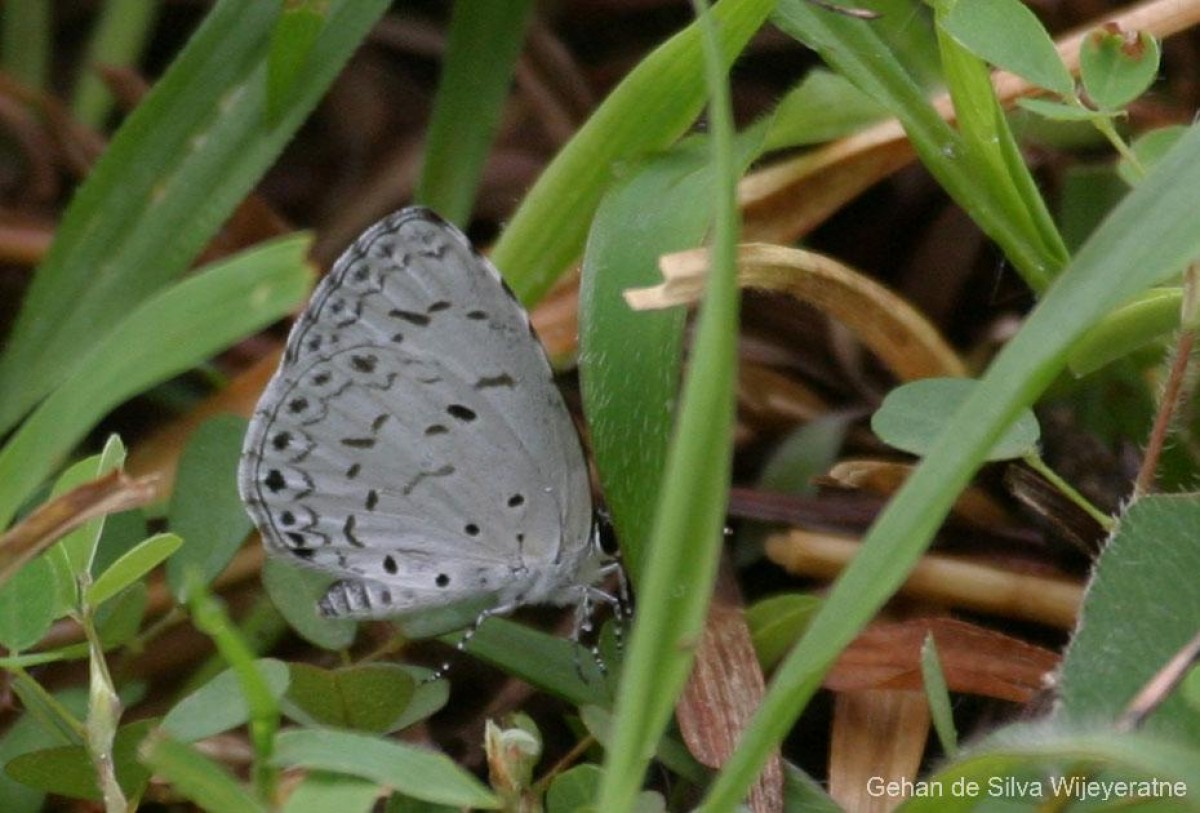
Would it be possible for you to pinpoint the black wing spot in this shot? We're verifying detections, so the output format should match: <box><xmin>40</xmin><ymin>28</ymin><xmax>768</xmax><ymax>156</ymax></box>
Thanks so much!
<box><xmin>391</xmin><ymin>332</ymin><xmax>404</xmax><ymax>344</ymax></box>
<box><xmin>371</xmin><ymin>414</ymin><xmax>390</xmax><ymax>432</ymax></box>
<box><xmin>286</xmin><ymin>532</ymin><xmax>307</xmax><ymax>547</ymax></box>
<box><xmin>350</xmin><ymin>354</ymin><xmax>378</xmax><ymax>373</ymax></box>
<box><xmin>306</xmin><ymin>336</ymin><xmax>323</xmax><ymax>352</ymax></box>
<box><xmin>516</xmin><ymin>533</ymin><xmax>526</xmax><ymax>543</ymax></box>
<box><xmin>344</xmin><ymin>515</ymin><xmax>362</xmax><ymax>546</ymax></box>
<box><xmin>428</xmin><ymin>300</ymin><xmax>451</xmax><ymax>313</ymax></box>
<box><xmin>390</xmin><ymin>309</ymin><xmax>431</xmax><ymax>326</ymax></box>
<box><xmin>264</xmin><ymin>469</ymin><xmax>287</xmax><ymax>493</ymax></box>
<box><xmin>293</xmin><ymin>547</ymin><xmax>315</xmax><ymax>560</ymax></box>
<box><xmin>447</xmin><ymin>404</ymin><xmax>476</xmax><ymax>422</ymax></box>
<box><xmin>311</xmin><ymin>371</ymin><xmax>331</xmax><ymax>386</ymax></box>
<box><xmin>435</xmin><ymin>573</ymin><xmax>450</xmax><ymax>588</ymax></box>
<box><xmin>466</xmin><ymin>310</ymin><xmax>488</xmax><ymax>321</ymax></box>
<box><xmin>475</xmin><ymin>373</ymin><xmax>516</xmax><ymax>390</ymax></box>
<box><xmin>365</xmin><ymin>489</ymin><xmax>379</xmax><ymax>510</ymax></box>
<box><xmin>425</xmin><ymin>424</ymin><xmax>448</xmax><ymax>436</ymax></box>
<box><xmin>287</xmin><ymin>397</ymin><xmax>309</xmax><ymax>414</ymax></box>
<box><xmin>384</xmin><ymin>555</ymin><xmax>398</xmax><ymax>575</ymax></box>
<box><xmin>507</xmin><ymin>494</ymin><xmax>525</xmax><ymax>508</ymax></box>
<box><xmin>271</xmin><ymin>432</ymin><xmax>292</xmax><ymax>451</ymax></box>
<box><xmin>464</xmin><ymin>523</ymin><xmax>480</xmax><ymax>537</ymax></box>
<box><xmin>352</xmin><ymin>266</ymin><xmax>370</xmax><ymax>283</ymax></box>
<box><xmin>280</xmin><ymin>510</ymin><xmax>296</xmax><ymax>526</ymax></box>
<box><xmin>346</xmin><ymin>463</ymin><xmax>361</xmax><ymax>480</ymax></box>
<box><xmin>340</xmin><ymin>437</ymin><xmax>375</xmax><ymax>449</ymax></box>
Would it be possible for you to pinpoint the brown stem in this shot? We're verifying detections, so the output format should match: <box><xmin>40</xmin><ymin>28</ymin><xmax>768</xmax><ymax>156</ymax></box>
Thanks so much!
<box><xmin>1134</xmin><ymin>329</ymin><xmax>1195</xmax><ymax>497</ymax></box>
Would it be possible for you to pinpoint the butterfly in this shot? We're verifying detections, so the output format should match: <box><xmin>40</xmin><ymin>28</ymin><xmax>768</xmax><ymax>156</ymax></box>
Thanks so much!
<box><xmin>238</xmin><ymin>208</ymin><xmax>623</xmax><ymax>660</ymax></box>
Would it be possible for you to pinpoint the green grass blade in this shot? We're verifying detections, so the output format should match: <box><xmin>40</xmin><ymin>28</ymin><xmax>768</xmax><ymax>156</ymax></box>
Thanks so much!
<box><xmin>490</xmin><ymin>0</ymin><xmax>774</xmax><ymax>305</ymax></box>
<box><xmin>415</xmin><ymin>0</ymin><xmax>536</xmax><ymax>226</ymax></box>
<box><xmin>0</xmin><ymin>0</ymin><xmax>388</xmax><ymax>434</ymax></box>
<box><xmin>70</xmin><ymin>0</ymin><xmax>162</xmax><ymax>128</ymax></box>
<box><xmin>771</xmin><ymin>0</ymin><xmax>1066</xmax><ymax>293</ymax></box>
<box><xmin>0</xmin><ymin>235</ymin><xmax>313</xmax><ymax>529</ymax></box>
<box><xmin>1</xmin><ymin>0</ymin><xmax>49</xmax><ymax>88</ymax></box>
<box><xmin>700</xmin><ymin>118</ymin><xmax>1200</xmax><ymax>813</ymax></box>
<box><xmin>596</xmin><ymin>1</ymin><xmax>741</xmax><ymax>808</ymax></box>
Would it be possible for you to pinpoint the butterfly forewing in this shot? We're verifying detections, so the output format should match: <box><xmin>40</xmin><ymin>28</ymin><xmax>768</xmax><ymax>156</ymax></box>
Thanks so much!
<box><xmin>239</xmin><ymin>209</ymin><xmax>594</xmax><ymax>619</ymax></box>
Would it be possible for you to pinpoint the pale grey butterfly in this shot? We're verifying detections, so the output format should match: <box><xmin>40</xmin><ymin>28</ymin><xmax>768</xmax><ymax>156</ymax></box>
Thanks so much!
<box><xmin>238</xmin><ymin>208</ymin><xmax>622</xmax><ymax>666</ymax></box>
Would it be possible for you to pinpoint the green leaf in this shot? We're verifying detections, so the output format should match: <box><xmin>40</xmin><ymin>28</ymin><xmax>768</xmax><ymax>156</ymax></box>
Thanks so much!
<box><xmin>166</xmin><ymin>415</ymin><xmax>254</xmax><ymax>598</ymax></box>
<box><xmin>70</xmin><ymin>0</ymin><xmax>160</xmax><ymax>128</ymax></box>
<box><xmin>0</xmin><ymin>0</ymin><xmax>388</xmax><ymax>434</ymax></box>
<box><xmin>871</xmin><ymin>378</ymin><xmax>1041</xmax><ymax>461</ymax></box>
<box><xmin>0</xmin><ymin>236</ymin><xmax>314</xmax><ymax>531</ymax></box>
<box><xmin>271</xmin><ymin>728</ymin><xmax>500</xmax><ymax>809</ymax></box>
<box><xmin>4</xmin><ymin>718</ymin><xmax>155</xmax><ymax>802</ymax></box>
<box><xmin>921</xmin><ymin>633</ymin><xmax>959</xmax><ymax>758</ymax></box>
<box><xmin>761</xmin><ymin>69</ymin><xmax>887</xmax><ymax>151</ymax></box>
<box><xmin>415</xmin><ymin>0</ymin><xmax>536</xmax><ymax>225</ymax></box>
<box><xmin>266</xmin><ymin>0</ymin><xmax>327</xmax><ymax>124</ymax></box>
<box><xmin>1</xmin><ymin>0</ymin><xmax>49</xmax><ymax>89</ymax></box>
<box><xmin>746</xmin><ymin>594</ymin><xmax>821</xmax><ymax>671</ymax></box>
<box><xmin>491</xmin><ymin>0</ymin><xmax>775</xmax><ymax>305</ymax></box>
<box><xmin>547</xmin><ymin>764</ymin><xmax>602</xmax><ymax>813</ymax></box>
<box><xmin>1080</xmin><ymin>27</ymin><xmax>1161</xmax><ymax>111</ymax></box>
<box><xmin>283</xmin><ymin>663</ymin><xmax>415</xmax><ymax>734</ymax></box>
<box><xmin>45</xmin><ymin>436</ymin><xmax>127</xmax><ymax>603</ymax></box>
<box><xmin>94</xmin><ymin>581</ymin><xmax>147</xmax><ymax>649</ymax></box>
<box><xmin>1058</xmin><ymin>495</ymin><xmax>1200</xmax><ymax>740</ymax></box>
<box><xmin>461</xmin><ymin>617</ymin><xmax>610</xmax><ymax>708</ymax></box>
<box><xmin>261</xmin><ymin>557</ymin><xmax>357</xmax><ymax>651</ymax></box>
<box><xmin>139</xmin><ymin>731</ymin><xmax>266</xmax><ymax>813</ymax></box>
<box><xmin>1119</xmin><ymin>125</ymin><xmax>1188</xmax><ymax>185</ymax></box>
<box><xmin>283</xmin><ymin>772</ymin><xmax>380</xmax><ymax>813</ymax></box>
<box><xmin>581</xmin><ymin>127</ymin><xmax>768</xmax><ymax>578</ymax></box>
<box><xmin>0</xmin><ymin>688</ymin><xmax>86</xmax><ymax>813</ymax></box>
<box><xmin>161</xmin><ymin>659</ymin><xmax>291</xmax><ymax>743</ymax></box>
<box><xmin>85</xmin><ymin>532</ymin><xmax>181</xmax><ymax>608</ymax></box>
<box><xmin>940</xmin><ymin>0</ymin><xmax>1073</xmax><ymax>95</ymax></box>
<box><xmin>1017</xmin><ymin>96</ymin><xmax>1107</xmax><ymax>122</ymax></box>
<box><xmin>0</xmin><ymin>556</ymin><xmax>57</xmax><ymax>652</ymax></box>
<box><xmin>757</xmin><ymin>415</ymin><xmax>853</xmax><ymax>494</ymax></box>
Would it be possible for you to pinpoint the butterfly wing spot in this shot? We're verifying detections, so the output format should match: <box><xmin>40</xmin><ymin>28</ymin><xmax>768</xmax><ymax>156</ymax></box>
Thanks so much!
<box><xmin>390</xmin><ymin>309</ymin><xmax>431</xmax><ymax>327</ymax></box>
<box><xmin>464</xmin><ymin>523</ymin><xmax>480</xmax><ymax>537</ymax></box>
<box><xmin>436</xmin><ymin>573</ymin><xmax>450</xmax><ymax>587</ymax></box>
<box><xmin>466</xmin><ymin>310</ymin><xmax>488</xmax><ymax>321</ymax></box>
<box><xmin>263</xmin><ymin>469</ymin><xmax>287</xmax><ymax>493</ymax></box>
<box><xmin>424</xmin><ymin>424</ymin><xmax>448</xmax><ymax>436</ymax></box>
<box><xmin>384</xmin><ymin>555</ymin><xmax>398</xmax><ymax>575</ymax></box>
<box><xmin>447</xmin><ymin>404</ymin><xmax>476</xmax><ymax>422</ymax></box>
<box><xmin>345</xmin><ymin>462</ymin><xmax>361</xmax><ymax>480</ymax></box>
<box><xmin>507</xmin><ymin>494</ymin><xmax>525</xmax><ymax>508</ymax></box>
<box><xmin>365</xmin><ymin>489</ymin><xmax>379</xmax><ymax>510</ymax></box>
<box><xmin>343</xmin><ymin>514</ymin><xmax>363</xmax><ymax>546</ymax></box>
<box><xmin>339</xmin><ymin>436</ymin><xmax>375</xmax><ymax>449</ymax></box>
<box><xmin>428</xmin><ymin>300</ymin><xmax>451</xmax><ymax>313</ymax></box>
<box><xmin>401</xmin><ymin>464</ymin><xmax>456</xmax><ymax>496</ymax></box>
<box><xmin>350</xmin><ymin>354</ymin><xmax>378</xmax><ymax>373</ymax></box>
<box><xmin>475</xmin><ymin>373</ymin><xmax>516</xmax><ymax>390</ymax></box>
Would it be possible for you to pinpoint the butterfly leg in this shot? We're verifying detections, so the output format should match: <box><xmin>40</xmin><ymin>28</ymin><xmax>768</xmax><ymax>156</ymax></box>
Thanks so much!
<box><xmin>424</xmin><ymin>601</ymin><xmax>520</xmax><ymax>684</ymax></box>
